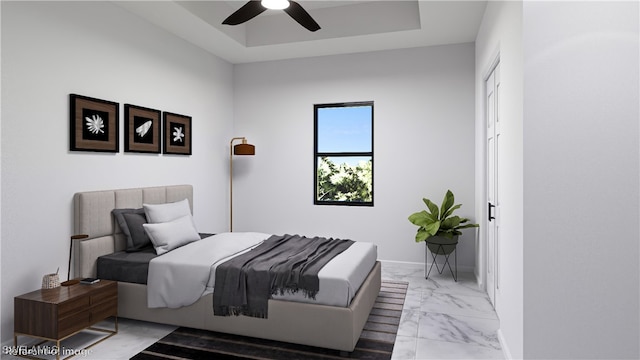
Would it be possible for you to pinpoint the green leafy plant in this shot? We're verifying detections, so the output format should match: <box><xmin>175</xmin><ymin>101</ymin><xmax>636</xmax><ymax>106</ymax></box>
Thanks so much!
<box><xmin>317</xmin><ymin>156</ymin><xmax>372</xmax><ymax>202</ymax></box>
<box><xmin>408</xmin><ymin>190</ymin><xmax>479</xmax><ymax>242</ymax></box>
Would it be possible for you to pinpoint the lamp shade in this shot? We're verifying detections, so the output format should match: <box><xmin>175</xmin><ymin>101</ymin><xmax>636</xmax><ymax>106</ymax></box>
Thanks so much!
<box><xmin>234</xmin><ymin>142</ymin><xmax>255</xmax><ymax>155</ymax></box>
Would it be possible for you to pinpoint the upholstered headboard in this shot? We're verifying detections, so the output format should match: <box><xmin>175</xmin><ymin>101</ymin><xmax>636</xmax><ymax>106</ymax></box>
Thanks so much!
<box><xmin>72</xmin><ymin>185</ymin><xmax>193</xmax><ymax>278</ymax></box>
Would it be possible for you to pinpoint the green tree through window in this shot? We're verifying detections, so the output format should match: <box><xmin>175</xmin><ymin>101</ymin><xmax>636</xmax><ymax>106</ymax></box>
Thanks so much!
<box><xmin>314</xmin><ymin>102</ymin><xmax>373</xmax><ymax>206</ymax></box>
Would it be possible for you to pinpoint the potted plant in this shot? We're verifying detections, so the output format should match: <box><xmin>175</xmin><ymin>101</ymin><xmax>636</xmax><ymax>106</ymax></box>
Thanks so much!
<box><xmin>408</xmin><ymin>190</ymin><xmax>479</xmax><ymax>255</ymax></box>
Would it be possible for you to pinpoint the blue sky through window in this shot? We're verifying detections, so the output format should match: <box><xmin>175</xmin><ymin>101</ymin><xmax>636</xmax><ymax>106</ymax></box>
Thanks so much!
<box><xmin>317</xmin><ymin>105</ymin><xmax>372</xmax><ymax>153</ymax></box>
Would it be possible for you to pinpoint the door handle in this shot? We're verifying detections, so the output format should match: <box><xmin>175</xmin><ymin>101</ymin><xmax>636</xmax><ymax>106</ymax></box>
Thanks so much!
<box><xmin>488</xmin><ymin>202</ymin><xmax>495</xmax><ymax>222</ymax></box>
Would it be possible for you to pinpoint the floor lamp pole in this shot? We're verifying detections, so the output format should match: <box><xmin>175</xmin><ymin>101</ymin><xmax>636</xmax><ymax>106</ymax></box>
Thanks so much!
<box><xmin>230</xmin><ymin>138</ymin><xmax>239</xmax><ymax>232</ymax></box>
<box><xmin>230</xmin><ymin>137</ymin><xmax>255</xmax><ymax>232</ymax></box>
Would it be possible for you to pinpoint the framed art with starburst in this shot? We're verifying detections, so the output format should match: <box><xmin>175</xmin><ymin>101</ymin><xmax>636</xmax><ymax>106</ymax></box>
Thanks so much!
<box><xmin>124</xmin><ymin>104</ymin><xmax>161</xmax><ymax>154</ymax></box>
<box><xmin>163</xmin><ymin>112</ymin><xmax>192</xmax><ymax>155</ymax></box>
<box><xmin>70</xmin><ymin>94</ymin><xmax>119</xmax><ymax>152</ymax></box>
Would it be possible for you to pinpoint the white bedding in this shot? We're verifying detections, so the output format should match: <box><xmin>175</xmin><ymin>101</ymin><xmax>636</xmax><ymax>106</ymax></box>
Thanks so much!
<box><xmin>147</xmin><ymin>232</ymin><xmax>377</xmax><ymax>309</ymax></box>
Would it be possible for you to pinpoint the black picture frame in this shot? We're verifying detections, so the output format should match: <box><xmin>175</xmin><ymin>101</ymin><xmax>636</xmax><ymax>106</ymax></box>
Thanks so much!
<box><xmin>124</xmin><ymin>104</ymin><xmax>161</xmax><ymax>154</ymax></box>
<box><xmin>70</xmin><ymin>94</ymin><xmax>119</xmax><ymax>152</ymax></box>
<box><xmin>163</xmin><ymin>112</ymin><xmax>192</xmax><ymax>155</ymax></box>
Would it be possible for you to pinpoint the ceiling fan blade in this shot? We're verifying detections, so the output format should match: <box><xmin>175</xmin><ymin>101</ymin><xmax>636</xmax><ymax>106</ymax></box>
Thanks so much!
<box><xmin>283</xmin><ymin>1</ymin><xmax>321</xmax><ymax>32</ymax></box>
<box><xmin>222</xmin><ymin>1</ymin><xmax>267</xmax><ymax>25</ymax></box>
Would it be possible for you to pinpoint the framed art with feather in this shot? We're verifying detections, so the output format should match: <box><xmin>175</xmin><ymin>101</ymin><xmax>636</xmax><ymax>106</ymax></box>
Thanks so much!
<box><xmin>124</xmin><ymin>104</ymin><xmax>161</xmax><ymax>154</ymax></box>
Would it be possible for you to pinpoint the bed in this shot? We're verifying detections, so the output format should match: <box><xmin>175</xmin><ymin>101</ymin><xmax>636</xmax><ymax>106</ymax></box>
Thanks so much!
<box><xmin>72</xmin><ymin>184</ymin><xmax>381</xmax><ymax>353</ymax></box>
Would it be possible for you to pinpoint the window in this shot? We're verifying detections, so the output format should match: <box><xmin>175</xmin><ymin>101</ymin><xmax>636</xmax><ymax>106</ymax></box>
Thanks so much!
<box><xmin>314</xmin><ymin>102</ymin><xmax>373</xmax><ymax>206</ymax></box>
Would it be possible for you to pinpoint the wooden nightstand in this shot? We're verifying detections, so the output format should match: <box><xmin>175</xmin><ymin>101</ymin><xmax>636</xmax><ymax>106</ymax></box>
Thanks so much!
<box><xmin>14</xmin><ymin>280</ymin><xmax>118</xmax><ymax>360</ymax></box>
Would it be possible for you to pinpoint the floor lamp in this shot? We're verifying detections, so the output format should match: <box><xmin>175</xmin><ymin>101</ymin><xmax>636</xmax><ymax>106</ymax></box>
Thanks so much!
<box><xmin>230</xmin><ymin>137</ymin><xmax>255</xmax><ymax>232</ymax></box>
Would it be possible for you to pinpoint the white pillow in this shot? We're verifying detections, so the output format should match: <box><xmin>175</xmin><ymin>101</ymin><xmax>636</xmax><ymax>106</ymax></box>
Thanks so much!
<box><xmin>143</xmin><ymin>215</ymin><xmax>200</xmax><ymax>255</ymax></box>
<box><xmin>144</xmin><ymin>198</ymin><xmax>191</xmax><ymax>223</ymax></box>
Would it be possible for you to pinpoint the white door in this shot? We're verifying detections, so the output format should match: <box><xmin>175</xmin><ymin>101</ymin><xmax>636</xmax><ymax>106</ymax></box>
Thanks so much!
<box><xmin>486</xmin><ymin>62</ymin><xmax>500</xmax><ymax>308</ymax></box>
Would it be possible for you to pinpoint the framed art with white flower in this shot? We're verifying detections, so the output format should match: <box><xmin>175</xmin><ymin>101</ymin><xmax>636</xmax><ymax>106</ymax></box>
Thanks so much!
<box><xmin>124</xmin><ymin>104</ymin><xmax>161</xmax><ymax>154</ymax></box>
<box><xmin>70</xmin><ymin>94</ymin><xmax>119</xmax><ymax>152</ymax></box>
<box><xmin>163</xmin><ymin>112</ymin><xmax>192</xmax><ymax>155</ymax></box>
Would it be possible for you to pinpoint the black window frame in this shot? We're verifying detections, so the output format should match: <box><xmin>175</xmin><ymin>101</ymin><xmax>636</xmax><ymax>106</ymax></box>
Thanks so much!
<box><xmin>314</xmin><ymin>101</ymin><xmax>374</xmax><ymax>207</ymax></box>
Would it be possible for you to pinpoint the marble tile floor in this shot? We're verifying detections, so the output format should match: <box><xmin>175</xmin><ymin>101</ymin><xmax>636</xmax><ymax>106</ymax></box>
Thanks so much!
<box><xmin>2</xmin><ymin>261</ymin><xmax>503</xmax><ymax>360</ymax></box>
<box><xmin>383</xmin><ymin>261</ymin><xmax>504</xmax><ymax>360</ymax></box>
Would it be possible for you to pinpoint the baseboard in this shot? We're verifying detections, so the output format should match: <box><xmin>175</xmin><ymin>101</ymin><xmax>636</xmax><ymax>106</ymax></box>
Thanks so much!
<box><xmin>497</xmin><ymin>328</ymin><xmax>513</xmax><ymax>360</ymax></box>
<box><xmin>379</xmin><ymin>259</ymin><xmax>423</xmax><ymax>267</ymax></box>
<box><xmin>379</xmin><ymin>259</ymin><xmax>476</xmax><ymax>275</ymax></box>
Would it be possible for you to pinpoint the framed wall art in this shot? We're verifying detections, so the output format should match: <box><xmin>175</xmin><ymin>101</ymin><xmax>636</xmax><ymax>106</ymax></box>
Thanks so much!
<box><xmin>163</xmin><ymin>112</ymin><xmax>192</xmax><ymax>155</ymax></box>
<box><xmin>124</xmin><ymin>104</ymin><xmax>161</xmax><ymax>154</ymax></box>
<box><xmin>70</xmin><ymin>94</ymin><xmax>119</xmax><ymax>152</ymax></box>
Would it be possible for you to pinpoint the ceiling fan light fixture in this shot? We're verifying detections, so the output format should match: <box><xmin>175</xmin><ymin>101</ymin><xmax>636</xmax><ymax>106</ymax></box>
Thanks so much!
<box><xmin>223</xmin><ymin>0</ymin><xmax>319</xmax><ymax>32</ymax></box>
<box><xmin>261</xmin><ymin>0</ymin><xmax>289</xmax><ymax>10</ymax></box>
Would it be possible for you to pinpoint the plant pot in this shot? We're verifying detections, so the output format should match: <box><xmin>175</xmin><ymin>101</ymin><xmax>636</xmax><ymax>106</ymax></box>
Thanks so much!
<box><xmin>425</xmin><ymin>235</ymin><xmax>458</xmax><ymax>256</ymax></box>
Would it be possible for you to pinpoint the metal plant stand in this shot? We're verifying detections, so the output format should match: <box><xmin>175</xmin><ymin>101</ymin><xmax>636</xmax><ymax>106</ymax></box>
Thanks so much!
<box><xmin>424</xmin><ymin>239</ymin><xmax>458</xmax><ymax>282</ymax></box>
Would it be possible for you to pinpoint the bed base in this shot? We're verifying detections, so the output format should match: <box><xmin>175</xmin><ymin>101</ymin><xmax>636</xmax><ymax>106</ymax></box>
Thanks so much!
<box><xmin>118</xmin><ymin>261</ymin><xmax>381</xmax><ymax>352</ymax></box>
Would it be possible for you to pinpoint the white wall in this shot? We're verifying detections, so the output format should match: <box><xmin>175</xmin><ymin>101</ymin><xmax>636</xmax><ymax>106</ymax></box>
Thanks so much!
<box><xmin>0</xmin><ymin>0</ymin><xmax>3</xmax><ymax>344</ymax></box>
<box><xmin>475</xmin><ymin>1</ymin><xmax>523</xmax><ymax>358</ymax></box>
<box><xmin>523</xmin><ymin>1</ymin><xmax>639</xmax><ymax>359</ymax></box>
<box><xmin>1</xmin><ymin>1</ymin><xmax>234</xmax><ymax>342</ymax></box>
<box><xmin>232</xmin><ymin>44</ymin><xmax>478</xmax><ymax>266</ymax></box>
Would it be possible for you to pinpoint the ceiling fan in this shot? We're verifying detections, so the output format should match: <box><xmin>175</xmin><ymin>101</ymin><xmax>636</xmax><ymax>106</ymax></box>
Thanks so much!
<box><xmin>223</xmin><ymin>0</ymin><xmax>321</xmax><ymax>32</ymax></box>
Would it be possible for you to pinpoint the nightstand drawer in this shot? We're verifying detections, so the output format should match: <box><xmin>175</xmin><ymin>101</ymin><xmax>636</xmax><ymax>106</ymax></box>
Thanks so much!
<box><xmin>90</xmin><ymin>284</ymin><xmax>116</xmax><ymax>305</ymax></box>
<box><xmin>91</xmin><ymin>296</ymin><xmax>117</xmax><ymax>322</ymax></box>
<box><xmin>58</xmin><ymin>295</ymin><xmax>90</xmax><ymax>318</ymax></box>
<box><xmin>58</xmin><ymin>311</ymin><xmax>91</xmax><ymax>338</ymax></box>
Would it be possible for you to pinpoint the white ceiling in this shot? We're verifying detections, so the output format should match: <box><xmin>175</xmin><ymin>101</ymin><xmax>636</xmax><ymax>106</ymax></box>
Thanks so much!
<box><xmin>115</xmin><ymin>0</ymin><xmax>487</xmax><ymax>64</ymax></box>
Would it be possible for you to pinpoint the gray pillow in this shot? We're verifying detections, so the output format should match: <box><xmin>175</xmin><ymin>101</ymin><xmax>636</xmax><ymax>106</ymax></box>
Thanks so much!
<box><xmin>113</xmin><ymin>208</ymin><xmax>151</xmax><ymax>252</ymax></box>
<box><xmin>122</xmin><ymin>212</ymin><xmax>152</xmax><ymax>251</ymax></box>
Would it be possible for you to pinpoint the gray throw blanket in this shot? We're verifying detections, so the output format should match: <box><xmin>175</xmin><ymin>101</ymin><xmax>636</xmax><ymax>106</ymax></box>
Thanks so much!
<box><xmin>213</xmin><ymin>234</ymin><xmax>354</xmax><ymax>318</ymax></box>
